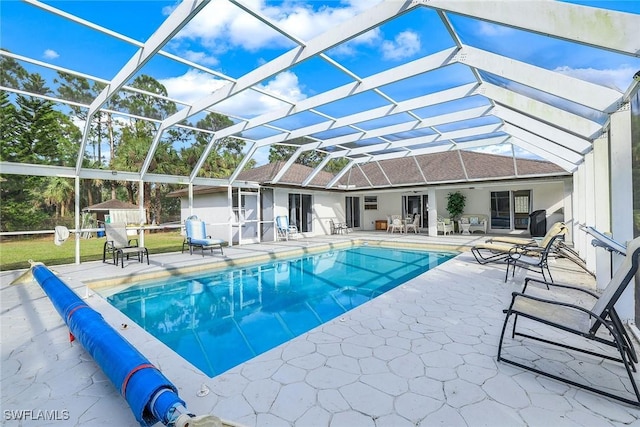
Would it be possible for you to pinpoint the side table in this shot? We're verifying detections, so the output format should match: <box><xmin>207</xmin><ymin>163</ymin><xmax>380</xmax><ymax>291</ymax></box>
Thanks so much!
<box><xmin>460</xmin><ymin>223</ymin><xmax>471</xmax><ymax>235</ymax></box>
<box><xmin>375</xmin><ymin>220</ymin><xmax>388</xmax><ymax>231</ymax></box>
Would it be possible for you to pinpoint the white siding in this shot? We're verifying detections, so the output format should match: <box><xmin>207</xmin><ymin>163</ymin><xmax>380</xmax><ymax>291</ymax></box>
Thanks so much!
<box><xmin>180</xmin><ymin>179</ymin><xmax>569</xmax><ymax>241</ymax></box>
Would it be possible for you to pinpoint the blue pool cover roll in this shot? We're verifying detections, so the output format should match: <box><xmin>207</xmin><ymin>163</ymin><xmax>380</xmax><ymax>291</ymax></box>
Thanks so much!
<box><xmin>31</xmin><ymin>264</ymin><xmax>185</xmax><ymax>426</ymax></box>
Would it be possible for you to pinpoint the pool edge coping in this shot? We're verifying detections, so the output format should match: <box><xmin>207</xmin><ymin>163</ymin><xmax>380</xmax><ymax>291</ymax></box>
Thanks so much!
<box><xmin>88</xmin><ymin>239</ymin><xmax>462</xmax><ymax>294</ymax></box>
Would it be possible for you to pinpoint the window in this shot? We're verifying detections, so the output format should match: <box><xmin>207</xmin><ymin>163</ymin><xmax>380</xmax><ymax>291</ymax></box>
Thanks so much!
<box><xmin>288</xmin><ymin>193</ymin><xmax>312</xmax><ymax>232</ymax></box>
<box><xmin>514</xmin><ymin>196</ymin><xmax>529</xmax><ymax>214</ymax></box>
<box><xmin>364</xmin><ymin>196</ymin><xmax>378</xmax><ymax>210</ymax></box>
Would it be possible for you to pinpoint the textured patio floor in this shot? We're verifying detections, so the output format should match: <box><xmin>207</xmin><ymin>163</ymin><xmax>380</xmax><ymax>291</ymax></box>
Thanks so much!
<box><xmin>2</xmin><ymin>232</ymin><xmax>640</xmax><ymax>426</ymax></box>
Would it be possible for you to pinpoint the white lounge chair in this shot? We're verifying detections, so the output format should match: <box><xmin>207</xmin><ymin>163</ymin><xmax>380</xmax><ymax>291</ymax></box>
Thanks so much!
<box><xmin>329</xmin><ymin>219</ymin><xmax>349</xmax><ymax>235</ymax></box>
<box><xmin>275</xmin><ymin>216</ymin><xmax>300</xmax><ymax>241</ymax></box>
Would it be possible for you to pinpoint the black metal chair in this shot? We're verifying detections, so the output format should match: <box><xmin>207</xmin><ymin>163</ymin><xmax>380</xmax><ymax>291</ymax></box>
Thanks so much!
<box><xmin>498</xmin><ymin>236</ymin><xmax>640</xmax><ymax>406</ymax></box>
<box><xmin>103</xmin><ymin>222</ymin><xmax>148</xmax><ymax>268</ymax></box>
<box><xmin>503</xmin><ymin>233</ymin><xmax>564</xmax><ymax>283</ymax></box>
<box><xmin>471</xmin><ymin>222</ymin><xmax>567</xmax><ymax>266</ymax></box>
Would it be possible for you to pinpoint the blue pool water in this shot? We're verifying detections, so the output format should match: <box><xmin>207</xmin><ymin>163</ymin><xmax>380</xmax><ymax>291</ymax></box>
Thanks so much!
<box><xmin>107</xmin><ymin>246</ymin><xmax>455</xmax><ymax>377</ymax></box>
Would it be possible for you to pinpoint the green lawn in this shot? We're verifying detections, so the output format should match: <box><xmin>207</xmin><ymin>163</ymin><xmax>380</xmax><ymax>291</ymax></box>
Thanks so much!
<box><xmin>0</xmin><ymin>231</ymin><xmax>185</xmax><ymax>271</ymax></box>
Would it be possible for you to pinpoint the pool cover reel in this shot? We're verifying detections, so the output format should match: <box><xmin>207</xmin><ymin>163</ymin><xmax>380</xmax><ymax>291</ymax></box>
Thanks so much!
<box><xmin>30</xmin><ymin>264</ymin><xmax>222</xmax><ymax>427</ymax></box>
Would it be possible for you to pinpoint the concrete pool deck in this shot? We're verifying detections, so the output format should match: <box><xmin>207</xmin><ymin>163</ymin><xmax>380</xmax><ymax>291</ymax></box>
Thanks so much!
<box><xmin>2</xmin><ymin>232</ymin><xmax>640</xmax><ymax>426</ymax></box>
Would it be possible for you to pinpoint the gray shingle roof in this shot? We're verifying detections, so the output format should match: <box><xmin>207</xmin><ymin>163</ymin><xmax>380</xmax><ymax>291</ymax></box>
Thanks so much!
<box><xmin>168</xmin><ymin>150</ymin><xmax>568</xmax><ymax>197</ymax></box>
<box><xmin>83</xmin><ymin>199</ymin><xmax>140</xmax><ymax>211</ymax></box>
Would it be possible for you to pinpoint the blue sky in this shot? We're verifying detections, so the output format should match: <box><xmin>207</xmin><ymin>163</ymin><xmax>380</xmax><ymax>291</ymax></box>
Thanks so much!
<box><xmin>1</xmin><ymin>0</ymin><xmax>640</xmax><ymax>164</ymax></box>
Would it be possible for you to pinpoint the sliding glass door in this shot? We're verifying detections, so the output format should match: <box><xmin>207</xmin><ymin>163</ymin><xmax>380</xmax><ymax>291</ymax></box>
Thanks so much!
<box><xmin>490</xmin><ymin>190</ymin><xmax>532</xmax><ymax>230</ymax></box>
<box><xmin>491</xmin><ymin>191</ymin><xmax>511</xmax><ymax>229</ymax></box>
<box><xmin>345</xmin><ymin>196</ymin><xmax>360</xmax><ymax>228</ymax></box>
<box><xmin>288</xmin><ymin>193</ymin><xmax>312</xmax><ymax>232</ymax></box>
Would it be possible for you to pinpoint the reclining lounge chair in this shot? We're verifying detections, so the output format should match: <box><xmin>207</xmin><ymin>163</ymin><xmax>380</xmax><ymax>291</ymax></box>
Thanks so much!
<box><xmin>103</xmin><ymin>222</ymin><xmax>149</xmax><ymax>268</ymax></box>
<box><xmin>503</xmin><ymin>233</ymin><xmax>563</xmax><ymax>283</ymax></box>
<box><xmin>478</xmin><ymin>221</ymin><xmax>589</xmax><ymax>274</ymax></box>
<box><xmin>498</xmin><ymin>235</ymin><xmax>640</xmax><ymax>406</ymax></box>
<box><xmin>471</xmin><ymin>222</ymin><xmax>567</xmax><ymax>265</ymax></box>
<box><xmin>276</xmin><ymin>216</ymin><xmax>301</xmax><ymax>241</ymax></box>
<box><xmin>329</xmin><ymin>219</ymin><xmax>349</xmax><ymax>235</ymax></box>
<box><xmin>183</xmin><ymin>217</ymin><xmax>225</xmax><ymax>256</ymax></box>
<box><xmin>486</xmin><ymin>221</ymin><xmax>566</xmax><ymax>246</ymax></box>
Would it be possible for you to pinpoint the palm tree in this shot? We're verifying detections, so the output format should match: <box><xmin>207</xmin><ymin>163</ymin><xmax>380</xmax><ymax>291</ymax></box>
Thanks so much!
<box><xmin>42</xmin><ymin>177</ymin><xmax>74</xmax><ymax>217</ymax></box>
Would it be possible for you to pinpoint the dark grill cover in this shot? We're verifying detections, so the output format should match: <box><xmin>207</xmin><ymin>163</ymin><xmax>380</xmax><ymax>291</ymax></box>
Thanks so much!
<box><xmin>529</xmin><ymin>210</ymin><xmax>547</xmax><ymax>237</ymax></box>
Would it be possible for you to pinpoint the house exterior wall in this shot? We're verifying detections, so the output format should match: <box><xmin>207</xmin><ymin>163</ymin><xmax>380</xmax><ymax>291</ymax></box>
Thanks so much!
<box><xmin>273</xmin><ymin>188</ymin><xmax>345</xmax><ymax>237</ymax></box>
<box><xmin>179</xmin><ymin>193</ymin><xmax>231</xmax><ymax>240</ymax></box>
<box><xmin>180</xmin><ymin>179</ymin><xmax>570</xmax><ymax>240</ymax></box>
<box><xmin>433</xmin><ymin>180</ymin><xmax>568</xmax><ymax>234</ymax></box>
<box><xmin>361</xmin><ymin>192</ymin><xmax>401</xmax><ymax>231</ymax></box>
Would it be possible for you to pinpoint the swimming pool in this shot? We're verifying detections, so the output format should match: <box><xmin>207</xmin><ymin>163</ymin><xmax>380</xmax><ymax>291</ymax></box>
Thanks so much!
<box><xmin>106</xmin><ymin>246</ymin><xmax>456</xmax><ymax>377</ymax></box>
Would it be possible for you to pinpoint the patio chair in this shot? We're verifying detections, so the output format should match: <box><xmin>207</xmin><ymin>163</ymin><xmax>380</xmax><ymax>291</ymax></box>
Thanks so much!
<box><xmin>388</xmin><ymin>215</ymin><xmax>404</xmax><ymax>233</ymax></box>
<box><xmin>503</xmin><ymin>233</ymin><xmax>563</xmax><ymax>283</ymax></box>
<box><xmin>183</xmin><ymin>216</ymin><xmax>225</xmax><ymax>256</ymax></box>
<box><xmin>405</xmin><ymin>214</ymin><xmax>420</xmax><ymax>234</ymax></box>
<box><xmin>486</xmin><ymin>221</ymin><xmax>566</xmax><ymax>246</ymax></box>
<box><xmin>471</xmin><ymin>222</ymin><xmax>567</xmax><ymax>265</ymax></box>
<box><xmin>485</xmin><ymin>222</ymin><xmax>589</xmax><ymax>274</ymax></box>
<box><xmin>275</xmin><ymin>216</ymin><xmax>300</xmax><ymax>241</ymax></box>
<box><xmin>329</xmin><ymin>219</ymin><xmax>349</xmax><ymax>235</ymax></box>
<box><xmin>103</xmin><ymin>222</ymin><xmax>149</xmax><ymax>268</ymax></box>
<box><xmin>498</xmin><ymin>236</ymin><xmax>640</xmax><ymax>406</ymax></box>
<box><xmin>437</xmin><ymin>217</ymin><xmax>454</xmax><ymax>235</ymax></box>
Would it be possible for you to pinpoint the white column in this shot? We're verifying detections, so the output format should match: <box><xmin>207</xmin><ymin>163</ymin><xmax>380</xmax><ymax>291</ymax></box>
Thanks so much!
<box><xmin>562</xmin><ymin>178</ymin><xmax>574</xmax><ymax>244</ymax></box>
<box><xmin>593</xmin><ymin>135</ymin><xmax>612</xmax><ymax>290</ymax></box>
<box><xmin>428</xmin><ymin>188</ymin><xmax>438</xmax><ymax>236</ymax></box>
<box><xmin>138</xmin><ymin>180</ymin><xmax>145</xmax><ymax>246</ymax></box>
<box><xmin>227</xmin><ymin>185</ymin><xmax>233</xmax><ymax>247</ymax></box>
<box><xmin>609</xmin><ymin>103</ymin><xmax>634</xmax><ymax>321</ymax></box>
<box><xmin>573</xmin><ymin>163</ymin><xmax>585</xmax><ymax>254</ymax></box>
<box><xmin>75</xmin><ymin>176</ymin><xmax>81</xmax><ymax>265</ymax></box>
<box><xmin>583</xmin><ymin>151</ymin><xmax>597</xmax><ymax>274</ymax></box>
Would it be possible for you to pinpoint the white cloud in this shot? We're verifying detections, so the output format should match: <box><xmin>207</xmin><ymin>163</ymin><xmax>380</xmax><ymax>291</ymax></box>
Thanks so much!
<box><xmin>159</xmin><ymin>69</ymin><xmax>228</xmax><ymax>105</ymax></box>
<box><xmin>472</xmin><ymin>143</ymin><xmax>541</xmax><ymax>160</ymax></box>
<box><xmin>381</xmin><ymin>30</ymin><xmax>420</xmax><ymax>61</ymax></box>
<box><xmin>553</xmin><ymin>64</ymin><xmax>636</xmax><ymax>92</ymax></box>
<box><xmin>476</xmin><ymin>21</ymin><xmax>514</xmax><ymax>37</ymax></box>
<box><xmin>172</xmin><ymin>0</ymin><xmax>384</xmax><ymax>58</ymax></box>
<box><xmin>472</xmin><ymin>144</ymin><xmax>513</xmax><ymax>157</ymax></box>
<box><xmin>330</xmin><ymin>27</ymin><xmax>381</xmax><ymax>57</ymax></box>
<box><xmin>183</xmin><ymin>50</ymin><xmax>219</xmax><ymax>67</ymax></box>
<box><xmin>159</xmin><ymin>69</ymin><xmax>306</xmax><ymax>118</ymax></box>
<box><xmin>43</xmin><ymin>49</ymin><xmax>59</xmax><ymax>59</ymax></box>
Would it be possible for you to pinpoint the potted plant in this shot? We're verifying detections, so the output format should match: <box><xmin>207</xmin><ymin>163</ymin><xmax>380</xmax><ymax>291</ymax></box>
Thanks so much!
<box><xmin>446</xmin><ymin>191</ymin><xmax>466</xmax><ymax>232</ymax></box>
